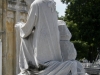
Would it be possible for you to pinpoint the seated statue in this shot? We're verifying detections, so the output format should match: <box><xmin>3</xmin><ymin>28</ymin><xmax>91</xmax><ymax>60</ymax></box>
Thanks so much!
<box><xmin>15</xmin><ymin>0</ymin><xmax>85</xmax><ymax>75</ymax></box>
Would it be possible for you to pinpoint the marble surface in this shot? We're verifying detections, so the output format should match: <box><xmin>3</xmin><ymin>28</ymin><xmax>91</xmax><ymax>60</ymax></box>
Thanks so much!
<box><xmin>15</xmin><ymin>0</ymin><xmax>85</xmax><ymax>74</ymax></box>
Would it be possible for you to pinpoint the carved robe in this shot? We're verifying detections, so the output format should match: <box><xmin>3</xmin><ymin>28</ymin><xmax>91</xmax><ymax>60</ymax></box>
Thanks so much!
<box><xmin>15</xmin><ymin>0</ymin><xmax>85</xmax><ymax>75</ymax></box>
<box><xmin>16</xmin><ymin>0</ymin><xmax>62</xmax><ymax>72</ymax></box>
<box><xmin>58</xmin><ymin>20</ymin><xmax>85</xmax><ymax>75</ymax></box>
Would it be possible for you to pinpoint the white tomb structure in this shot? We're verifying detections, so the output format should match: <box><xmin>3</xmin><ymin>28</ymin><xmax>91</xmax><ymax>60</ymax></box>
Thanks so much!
<box><xmin>0</xmin><ymin>39</ymin><xmax>2</xmax><ymax>75</ymax></box>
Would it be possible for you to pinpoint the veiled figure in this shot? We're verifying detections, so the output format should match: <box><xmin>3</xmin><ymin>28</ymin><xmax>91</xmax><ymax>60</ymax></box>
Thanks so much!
<box><xmin>15</xmin><ymin>0</ymin><xmax>85</xmax><ymax>75</ymax></box>
<box><xmin>58</xmin><ymin>20</ymin><xmax>85</xmax><ymax>75</ymax></box>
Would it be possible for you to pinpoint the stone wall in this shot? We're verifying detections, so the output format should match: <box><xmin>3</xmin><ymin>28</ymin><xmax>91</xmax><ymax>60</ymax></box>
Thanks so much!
<box><xmin>1</xmin><ymin>0</ymin><xmax>16</xmax><ymax>75</ymax></box>
<box><xmin>0</xmin><ymin>0</ymin><xmax>33</xmax><ymax>75</ymax></box>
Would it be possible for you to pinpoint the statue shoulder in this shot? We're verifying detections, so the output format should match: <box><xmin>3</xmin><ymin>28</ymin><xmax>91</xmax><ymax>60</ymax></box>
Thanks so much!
<box><xmin>43</xmin><ymin>0</ymin><xmax>56</xmax><ymax>12</ymax></box>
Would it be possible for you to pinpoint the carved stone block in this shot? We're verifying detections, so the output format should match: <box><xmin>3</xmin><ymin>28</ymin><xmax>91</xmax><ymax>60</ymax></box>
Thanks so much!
<box><xmin>7</xmin><ymin>11</ymin><xmax>14</xmax><ymax>18</ymax></box>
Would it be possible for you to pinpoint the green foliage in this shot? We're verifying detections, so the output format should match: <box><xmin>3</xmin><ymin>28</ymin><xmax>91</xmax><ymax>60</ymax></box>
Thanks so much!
<box><xmin>61</xmin><ymin>0</ymin><xmax>75</xmax><ymax>4</ymax></box>
<box><xmin>58</xmin><ymin>16</ymin><xmax>65</xmax><ymax>20</ymax></box>
<box><xmin>66</xmin><ymin>21</ymin><xmax>79</xmax><ymax>40</ymax></box>
<box><xmin>72</xmin><ymin>40</ymin><xmax>89</xmax><ymax>60</ymax></box>
<box><xmin>61</xmin><ymin>0</ymin><xmax>100</xmax><ymax>60</ymax></box>
<box><xmin>63</xmin><ymin>0</ymin><xmax>100</xmax><ymax>46</ymax></box>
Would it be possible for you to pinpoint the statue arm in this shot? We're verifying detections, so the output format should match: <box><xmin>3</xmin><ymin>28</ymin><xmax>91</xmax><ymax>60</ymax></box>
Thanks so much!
<box><xmin>20</xmin><ymin>2</ymin><xmax>38</xmax><ymax>38</ymax></box>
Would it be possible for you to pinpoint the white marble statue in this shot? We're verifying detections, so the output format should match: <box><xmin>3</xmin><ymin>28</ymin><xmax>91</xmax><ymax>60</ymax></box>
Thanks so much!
<box><xmin>58</xmin><ymin>20</ymin><xmax>77</xmax><ymax>61</ymax></box>
<box><xmin>15</xmin><ymin>0</ymin><xmax>85</xmax><ymax>75</ymax></box>
<box><xmin>58</xmin><ymin>20</ymin><xmax>85</xmax><ymax>75</ymax></box>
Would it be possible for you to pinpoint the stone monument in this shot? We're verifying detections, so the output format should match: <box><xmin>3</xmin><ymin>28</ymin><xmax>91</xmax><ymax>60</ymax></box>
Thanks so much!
<box><xmin>15</xmin><ymin>0</ymin><xmax>85</xmax><ymax>75</ymax></box>
<box><xmin>58</xmin><ymin>20</ymin><xmax>85</xmax><ymax>75</ymax></box>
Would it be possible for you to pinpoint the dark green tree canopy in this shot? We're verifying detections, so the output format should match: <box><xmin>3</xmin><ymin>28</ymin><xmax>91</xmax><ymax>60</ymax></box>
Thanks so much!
<box><xmin>61</xmin><ymin>0</ymin><xmax>100</xmax><ymax>46</ymax></box>
<box><xmin>61</xmin><ymin>0</ymin><xmax>100</xmax><ymax>61</ymax></box>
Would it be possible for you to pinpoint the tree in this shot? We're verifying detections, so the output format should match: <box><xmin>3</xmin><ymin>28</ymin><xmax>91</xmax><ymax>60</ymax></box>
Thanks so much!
<box><xmin>58</xmin><ymin>16</ymin><xmax>65</xmax><ymax>20</ymax></box>
<box><xmin>61</xmin><ymin>0</ymin><xmax>100</xmax><ymax>61</ymax></box>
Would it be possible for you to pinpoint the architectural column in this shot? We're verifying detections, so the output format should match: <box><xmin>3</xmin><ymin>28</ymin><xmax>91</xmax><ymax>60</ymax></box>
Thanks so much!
<box><xmin>2</xmin><ymin>0</ymin><xmax>16</xmax><ymax>75</ymax></box>
<box><xmin>6</xmin><ymin>10</ymin><xmax>16</xmax><ymax>75</ymax></box>
<box><xmin>0</xmin><ymin>0</ymin><xmax>3</xmax><ymax>74</ymax></box>
<box><xmin>1</xmin><ymin>0</ymin><xmax>33</xmax><ymax>75</ymax></box>
<box><xmin>2</xmin><ymin>0</ymin><xmax>7</xmax><ymax>75</ymax></box>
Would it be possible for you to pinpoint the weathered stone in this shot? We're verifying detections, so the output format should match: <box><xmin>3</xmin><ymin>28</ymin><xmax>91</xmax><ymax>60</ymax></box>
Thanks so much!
<box><xmin>5</xmin><ymin>10</ymin><xmax>15</xmax><ymax>75</ymax></box>
<box><xmin>0</xmin><ymin>0</ymin><xmax>29</xmax><ymax>75</ymax></box>
<box><xmin>1</xmin><ymin>1</ymin><xmax>14</xmax><ymax>75</ymax></box>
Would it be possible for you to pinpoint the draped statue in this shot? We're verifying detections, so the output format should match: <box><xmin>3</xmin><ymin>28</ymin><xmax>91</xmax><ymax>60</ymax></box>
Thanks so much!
<box><xmin>15</xmin><ymin>0</ymin><xmax>85</xmax><ymax>75</ymax></box>
<box><xmin>58</xmin><ymin>20</ymin><xmax>85</xmax><ymax>75</ymax></box>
